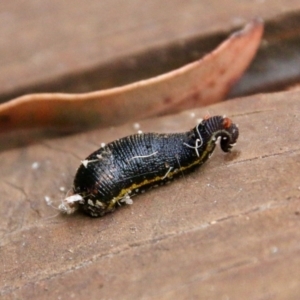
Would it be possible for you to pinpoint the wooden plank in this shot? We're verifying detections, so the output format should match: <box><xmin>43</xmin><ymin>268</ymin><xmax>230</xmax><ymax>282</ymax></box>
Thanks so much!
<box><xmin>1</xmin><ymin>1</ymin><xmax>300</xmax><ymax>101</ymax></box>
<box><xmin>0</xmin><ymin>90</ymin><xmax>299</xmax><ymax>299</ymax></box>
<box><xmin>230</xmin><ymin>12</ymin><xmax>300</xmax><ymax>97</ymax></box>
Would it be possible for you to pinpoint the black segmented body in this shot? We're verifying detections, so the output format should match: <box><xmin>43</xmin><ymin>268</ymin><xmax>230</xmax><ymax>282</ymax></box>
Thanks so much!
<box><xmin>71</xmin><ymin>116</ymin><xmax>239</xmax><ymax>217</ymax></box>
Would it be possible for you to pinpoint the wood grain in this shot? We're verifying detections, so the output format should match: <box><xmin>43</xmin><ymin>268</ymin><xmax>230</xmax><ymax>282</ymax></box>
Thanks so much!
<box><xmin>1</xmin><ymin>1</ymin><xmax>300</xmax><ymax>299</ymax></box>
<box><xmin>1</xmin><ymin>91</ymin><xmax>299</xmax><ymax>299</ymax></box>
<box><xmin>1</xmin><ymin>1</ymin><xmax>300</xmax><ymax>101</ymax></box>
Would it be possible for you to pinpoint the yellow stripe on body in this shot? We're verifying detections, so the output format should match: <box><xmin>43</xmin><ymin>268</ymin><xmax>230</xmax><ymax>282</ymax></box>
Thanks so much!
<box><xmin>107</xmin><ymin>139</ymin><xmax>216</xmax><ymax>211</ymax></box>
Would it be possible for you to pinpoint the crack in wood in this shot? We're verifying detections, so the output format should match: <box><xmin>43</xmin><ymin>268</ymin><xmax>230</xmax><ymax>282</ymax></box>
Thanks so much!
<box><xmin>226</xmin><ymin>148</ymin><xmax>300</xmax><ymax>167</ymax></box>
<box><xmin>142</xmin><ymin>258</ymin><xmax>260</xmax><ymax>300</ymax></box>
<box><xmin>1</xmin><ymin>197</ymin><xmax>298</xmax><ymax>296</ymax></box>
<box><xmin>3</xmin><ymin>180</ymin><xmax>41</xmax><ymax>218</ymax></box>
<box><xmin>231</xmin><ymin>108</ymin><xmax>277</xmax><ymax>117</ymax></box>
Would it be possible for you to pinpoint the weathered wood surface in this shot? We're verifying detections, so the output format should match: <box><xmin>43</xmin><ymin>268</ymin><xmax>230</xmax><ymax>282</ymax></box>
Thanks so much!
<box><xmin>1</xmin><ymin>1</ymin><xmax>300</xmax><ymax>299</ymax></box>
<box><xmin>1</xmin><ymin>91</ymin><xmax>299</xmax><ymax>299</ymax></box>
<box><xmin>1</xmin><ymin>1</ymin><xmax>300</xmax><ymax>102</ymax></box>
<box><xmin>0</xmin><ymin>20</ymin><xmax>264</xmax><ymax>132</ymax></box>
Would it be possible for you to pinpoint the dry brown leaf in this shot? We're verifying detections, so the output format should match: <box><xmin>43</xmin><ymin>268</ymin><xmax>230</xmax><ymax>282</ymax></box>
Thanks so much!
<box><xmin>0</xmin><ymin>19</ymin><xmax>263</xmax><ymax>133</ymax></box>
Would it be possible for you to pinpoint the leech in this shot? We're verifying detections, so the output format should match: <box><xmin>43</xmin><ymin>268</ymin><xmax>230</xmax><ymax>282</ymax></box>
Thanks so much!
<box><xmin>175</xmin><ymin>154</ymin><xmax>186</xmax><ymax>180</ymax></box>
<box><xmin>183</xmin><ymin>137</ymin><xmax>203</xmax><ymax>157</ymax></box>
<box><xmin>81</xmin><ymin>159</ymin><xmax>100</xmax><ymax>168</ymax></box>
<box><xmin>127</xmin><ymin>151</ymin><xmax>158</xmax><ymax>162</ymax></box>
<box><xmin>58</xmin><ymin>194</ymin><xmax>84</xmax><ymax>214</ymax></box>
<box><xmin>183</xmin><ymin>124</ymin><xmax>204</xmax><ymax>157</ymax></box>
<box><xmin>162</xmin><ymin>167</ymin><xmax>173</xmax><ymax>180</ymax></box>
<box><xmin>63</xmin><ymin>115</ymin><xmax>239</xmax><ymax>217</ymax></box>
<box><xmin>120</xmin><ymin>195</ymin><xmax>134</xmax><ymax>205</ymax></box>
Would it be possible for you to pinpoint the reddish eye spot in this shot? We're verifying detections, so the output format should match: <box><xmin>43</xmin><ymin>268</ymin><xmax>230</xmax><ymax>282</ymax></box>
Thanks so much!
<box><xmin>223</xmin><ymin>117</ymin><xmax>232</xmax><ymax>129</ymax></box>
